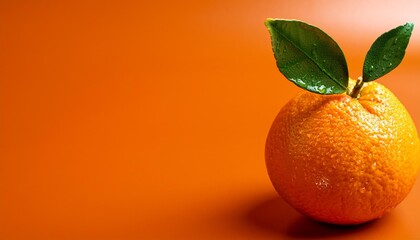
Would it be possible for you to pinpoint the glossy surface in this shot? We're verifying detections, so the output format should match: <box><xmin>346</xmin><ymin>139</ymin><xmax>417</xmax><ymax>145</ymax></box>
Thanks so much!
<box><xmin>363</xmin><ymin>23</ymin><xmax>414</xmax><ymax>81</ymax></box>
<box><xmin>1</xmin><ymin>0</ymin><xmax>420</xmax><ymax>239</ymax></box>
<box><xmin>266</xmin><ymin>80</ymin><xmax>420</xmax><ymax>224</ymax></box>
<box><xmin>266</xmin><ymin>19</ymin><xmax>348</xmax><ymax>94</ymax></box>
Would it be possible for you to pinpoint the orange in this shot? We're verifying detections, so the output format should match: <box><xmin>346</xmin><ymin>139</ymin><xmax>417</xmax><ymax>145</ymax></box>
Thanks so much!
<box><xmin>265</xmin><ymin>79</ymin><xmax>420</xmax><ymax>225</ymax></box>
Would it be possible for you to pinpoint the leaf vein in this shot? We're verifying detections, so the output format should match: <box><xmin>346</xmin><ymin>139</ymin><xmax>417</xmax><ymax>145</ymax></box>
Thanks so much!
<box><xmin>272</xmin><ymin>27</ymin><xmax>346</xmax><ymax>89</ymax></box>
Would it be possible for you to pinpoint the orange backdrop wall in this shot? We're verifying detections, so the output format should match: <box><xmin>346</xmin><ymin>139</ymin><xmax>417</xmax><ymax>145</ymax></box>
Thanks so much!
<box><xmin>1</xmin><ymin>0</ymin><xmax>420</xmax><ymax>239</ymax></box>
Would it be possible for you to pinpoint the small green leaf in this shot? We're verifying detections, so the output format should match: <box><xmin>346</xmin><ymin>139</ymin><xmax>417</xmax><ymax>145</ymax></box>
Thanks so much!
<box><xmin>265</xmin><ymin>19</ymin><xmax>348</xmax><ymax>94</ymax></box>
<box><xmin>363</xmin><ymin>23</ymin><xmax>414</xmax><ymax>82</ymax></box>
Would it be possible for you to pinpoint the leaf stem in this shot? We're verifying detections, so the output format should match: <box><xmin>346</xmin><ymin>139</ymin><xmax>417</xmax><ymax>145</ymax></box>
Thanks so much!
<box><xmin>349</xmin><ymin>77</ymin><xmax>364</xmax><ymax>98</ymax></box>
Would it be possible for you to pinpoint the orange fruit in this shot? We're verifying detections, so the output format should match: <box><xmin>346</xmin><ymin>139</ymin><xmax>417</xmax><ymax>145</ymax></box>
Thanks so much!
<box><xmin>265</xmin><ymin>79</ymin><xmax>420</xmax><ymax>225</ymax></box>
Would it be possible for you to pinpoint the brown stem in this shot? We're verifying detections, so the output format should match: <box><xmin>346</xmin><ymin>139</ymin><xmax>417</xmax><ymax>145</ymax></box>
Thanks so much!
<box><xmin>349</xmin><ymin>77</ymin><xmax>364</xmax><ymax>98</ymax></box>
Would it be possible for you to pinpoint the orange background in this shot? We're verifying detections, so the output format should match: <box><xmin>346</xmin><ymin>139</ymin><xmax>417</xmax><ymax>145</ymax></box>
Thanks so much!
<box><xmin>1</xmin><ymin>0</ymin><xmax>420</xmax><ymax>239</ymax></box>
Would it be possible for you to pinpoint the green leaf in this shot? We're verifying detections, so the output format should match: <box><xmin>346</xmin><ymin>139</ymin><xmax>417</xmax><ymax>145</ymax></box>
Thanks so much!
<box><xmin>363</xmin><ymin>23</ymin><xmax>414</xmax><ymax>82</ymax></box>
<box><xmin>265</xmin><ymin>19</ymin><xmax>348</xmax><ymax>94</ymax></box>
